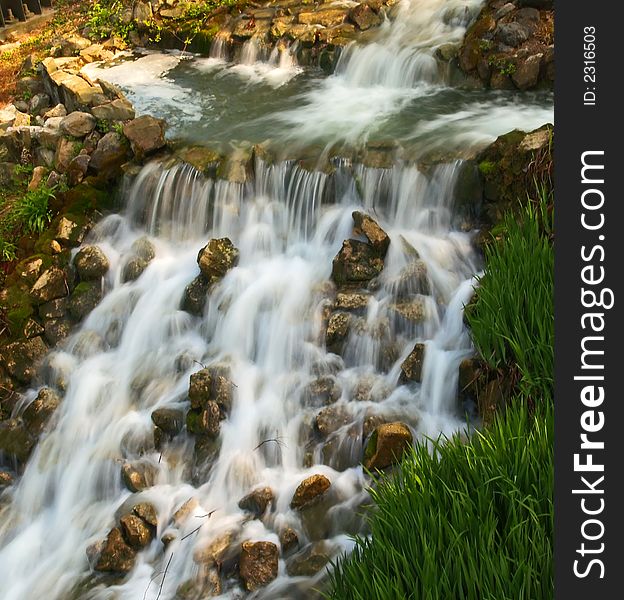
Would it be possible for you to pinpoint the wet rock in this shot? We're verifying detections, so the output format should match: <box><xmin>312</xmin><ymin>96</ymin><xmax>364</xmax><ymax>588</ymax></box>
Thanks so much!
<box><xmin>188</xmin><ymin>366</ymin><xmax>233</xmax><ymax>413</ymax></box>
<box><xmin>303</xmin><ymin>376</ymin><xmax>341</xmax><ymax>407</ymax></box>
<box><xmin>186</xmin><ymin>402</ymin><xmax>221</xmax><ymax>437</ymax></box>
<box><xmin>132</xmin><ymin>236</ymin><xmax>156</xmax><ymax>262</ymax></box>
<box><xmin>331</xmin><ymin>240</ymin><xmax>384</xmax><ymax>285</ymax></box>
<box><xmin>325</xmin><ymin>311</ymin><xmax>352</xmax><ymax>355</ymax></box>
<box><xmin>30</xmin><ymin>266</ymin><xmax>67</xmax><ymax>304</ymax></box>
<box><xmin>389</xmin><ymin>260</ymin><xmax>429</xmax><ymax>296</ymax></box>
<box><xmin>315</xmin><ymin>405</ymin><xmax>350</xmax><ymax>437</ymax></box>
<box><xmin>181</xmin><ymin>275</ymin><xmax>210</xmax><ymax>316</ymax></box>
<box><xmin>176</xmin><ymin>569</ymin><xmax>222</xmax><ymax>599</ymax></box>
<box><xmin>22</xmin><ymin>387</ymin><xmax>61</xmax><ymax>435</ymax></box>
<box><xmin>197</xmin><ymin>238</ymin><xmax>239</xmax><ymax>280</ymax></box>
<box><xmin>121</xmin><ymin>257</ymin><xmax>147</xmax><ymax>282</ymax></box>
<box><xmin>133</xmin><ymin>502</ymin><xmax>158</xmax><ymax>528</ymax></box>
<box><xmin>120</xmin><ymin>514</ymin><xmax>153</xmax><ymax>548</ymax></box>
<box><xmin>91</xmin><ymin>98</ymin><xmax>135</xmax><ymax>122</ymax></box>
<box><xmin>400</xmin><ymin>343</ymin><xmax>426</xmax><ymax>383</ymax></box>
<box><xmin>349</xmin><ymin>4</ymin><xmax>382</xmax><ymax>30</ymax></box>
<box><xmin>238</xmin><ymin>487</ymin><xmax>274</xmax><ymax>518</ymax></box>
<box><xmin>286</xmin><ymin>541</ymin><xmax>332</xmax><ymax>577</ymax></box>
<box><xmin>334</xmin><ymin>290</ymin><xmax>371</xmax><ymax>313</ymax></box>
<box><xmin>74</xmin><ymin>245</ymin><xmax>109</xmax><ymax>280</ymax></box>
<box><xmin>123</xmin><ymin>115</ymin><xmax>166</xmax><ymax>159</ymax></box>
<box><xmin>388</xmin><ymin>300</ymin><xmax>426</xmax><ymax>324</ymax></box>
<box><xmin>194</xmin><ymin>531</ymin><xmax>235</xmax><ymax>565</ymax></box>
<box><xmin>290</xmin><ymin>474</ymin><xmax>331</xmax><ymax>510</ymax></box>
<box><xmin>177</xmin><ymin>146</ymin><xmax>222</xmax><ymax>175</ymax></box>
<box><xmin>60</xmin><ymin>111</ymin><xmax>96</xmax><ymax>137</ymax></box>
<box><xmin>279</xmin><ymin>527</ymin><xmax>299</xmax><ymax>553</ymax></box>
<box><xmin>151</xmin><ymin>408</ymin><xmax>184</xmax><ymax>435</ymax></box>
<box><xmin>67</xmin><ymin>153</ymin><xmax>90</xmax><ymax>186</ymax></box>
<box><xmin>364</xmin><ymin>422</ymin><xmax>413</xmax><ymax>471</ymax></box>
<box><xmin>0</xmin><ymin>471</ymin><xmax>14</xmax><ymax>487</ymax></box>
<box><xmin>239</xmin><ymin>541</ymin><xmax>279</xmax><ymax>591</ymax></box>
<box><xmin>1</xmin><ymin>337</ymin><xmax>48</xmax><ymax>384</ymax></box>
<box><xmin>352</xmin><ymin>211</ymin><xmax>390</xmax><ymax>257</ymax></box>
<box><xmin>94</xmin><ymin>527</ymin><xmax>137</xmax><ymax>573</ymax></box>
<box><xmin>121</xmin><ymin>461</ymin><xmax>154</xmax><ymax>492</ymax></box>
<box><xmin>89</xmin><ymin>132</ymin><xmax>128</xmax><ymax>175</ymax></box>
<box><xmin>68</xmin><ymin>281</ymin><xmax>102</xmax><ymax>321</ymax></box>
<box><xmin>0</xmin><ymin>419</ymin><xmax>36</xmax><ymax>463</ymax></box>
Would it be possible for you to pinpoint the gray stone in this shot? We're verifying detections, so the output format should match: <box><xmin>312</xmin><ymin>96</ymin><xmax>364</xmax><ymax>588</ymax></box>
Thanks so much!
<box><xmin>60</xmin><ymin>111</ymin><xmax>96</xmax><ymax>137</ymax></box>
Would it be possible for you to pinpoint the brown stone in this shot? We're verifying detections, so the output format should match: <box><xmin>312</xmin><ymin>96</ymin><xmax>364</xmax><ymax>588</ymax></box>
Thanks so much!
<box><xmin>120</xmin><ymin>514</ymin><xmax>153</xmax><ymax>548</ymax></box>
<box><xmin>74</xmin><ymin>245</ymin><xmax>109</xmax><ymax>280</ymax></box>
<box><xmin>238</xmin><ymin>487</ymin><xmax>274</xmax><ymax>518</ymax></box>
<box><xmin>352</xmin><ymin>211</ymin><xmax>390</xmax><ymax>256</ymax></box>
<box><xmin>364</xmin><ymin>422</ymin><xmax>413</xmax><ymax>470</ymax></box>
<box><xmin>94</xmin><ymin>527</ymin><xmax>137</xmax><ymax>572</ymax></box>
<box><xmin>290</xmin><ymin>474</ymin><xmax>331</xmax><ymax>510</ymax></box>
<box><xmin>239</xmin><ymin>541</ymin><xmax>279</xmax><ymax>591</ymax></box>
<box><xmin>132</xmin><ymin>502</ymin><xmax>158</xmax><ymax>528</ymax></box>
<box><xmin>331</xmin><ymin>239</ymin><xmax>384</xmax><ymax>285</ymax></box>
<box><xmin>197</xmin><ymin>238</ymin><xmax>239</xmax><ymax>280</ymax></box>
<box><xmin>400</xmin><ymin>343</ymin><xmax>426</xmax><ymax>383</ymax></box>
<box><xmin>22</xmin><ymin>387</ymin><xmax>61</xmax><ymax>435</ymax></box>
<box><xmin>123</xmin><ymin>115</ymin><xmax>166</xmax><ymax>159</ymax></box>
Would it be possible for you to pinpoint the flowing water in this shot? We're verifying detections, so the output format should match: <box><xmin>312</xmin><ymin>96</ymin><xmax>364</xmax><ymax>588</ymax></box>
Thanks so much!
<box><xmin>0</xmin><ymin>1</ymin><xmax>554</xmax><ymax>598</ymax></box>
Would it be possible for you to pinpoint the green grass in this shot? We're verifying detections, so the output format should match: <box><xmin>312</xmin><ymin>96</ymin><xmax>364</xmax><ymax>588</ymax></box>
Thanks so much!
<box><xmin>0</xmin><ymin>169</ymin><xmax>60</xmax><ymax>262</ymax></box>
<box><xmin>328</xmin><ymin>192</ymin><xmax>554</xmax><ymax>599</ymax></box>
<box><xmin>327</xmin><ymin>401</ymin><xmax>553</xmax><ymax>600</ymax></box>
<box><xmin>466</xmin><ymin>189</ymin><xmax>554</xmax><ymax>402</ymax></box>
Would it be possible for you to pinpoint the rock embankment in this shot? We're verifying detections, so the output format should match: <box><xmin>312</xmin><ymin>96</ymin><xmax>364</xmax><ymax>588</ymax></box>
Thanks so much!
<box><xmin>127</xmin><ymin>0</ymin><xmax>398</xmax><ymax>69</ymax></box>
<box><xmin>456</xmin><ymin>0</ymin><xmax>553</xmax><ymax>90</ymax></box>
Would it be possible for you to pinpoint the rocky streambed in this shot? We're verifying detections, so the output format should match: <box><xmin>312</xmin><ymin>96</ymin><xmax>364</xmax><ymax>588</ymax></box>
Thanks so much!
<box><xmin>0</xmin><ymin>1</ymin><xmax>553</xmax><ymax>598</ymax></box>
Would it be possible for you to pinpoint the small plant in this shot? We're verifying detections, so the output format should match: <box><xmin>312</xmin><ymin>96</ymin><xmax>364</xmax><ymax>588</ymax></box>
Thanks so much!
<box><xmin>112</xmin><ymin>122</ymin><xmax>125</xmax><ymax>135</ymax></box>
<box><xmin>96</xmin><ymin>119</ymin><xmax>112</xmax><ymax>134</ymax></box>
<box><xmin>11</xmin><ymin>185</ymin><xmax>57</xmax><ymax>234</ymax></box>
<box><xmin>488</xmin><ymin>55</ymin><xmax>516</xmax><ymax>76</ymax></box>
<box><xmin>87</xmin><ymin>0</ymin><xmax>136</xmax><ymax>42</ymax></box>
<box><xmin>479</xmin><ymin>38</ymin><xmax>493</xmax><ymax>52</ymax></box>
<box><xmin>0</xmin><ymin>239</ymin><xmax>18</xmax><ymax>262</ymax></box>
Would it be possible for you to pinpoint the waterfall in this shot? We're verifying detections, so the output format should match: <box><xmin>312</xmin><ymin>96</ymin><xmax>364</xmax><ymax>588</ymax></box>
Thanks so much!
<box><xmin>0</xmin><ymin>0</ymin><xmax>552</xmax><ymax>598</ymax></box>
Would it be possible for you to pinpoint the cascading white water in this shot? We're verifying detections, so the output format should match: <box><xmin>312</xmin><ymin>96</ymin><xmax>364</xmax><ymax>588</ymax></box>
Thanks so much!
<box><xmin>0</xmin><ymin>0</ymin><xmax>551</xmax><ymax>598</ymax></box>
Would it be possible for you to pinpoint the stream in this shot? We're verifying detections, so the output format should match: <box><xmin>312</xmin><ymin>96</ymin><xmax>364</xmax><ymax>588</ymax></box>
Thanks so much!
<box><xmin>0</xmin><ymin>1</ymin><xmax>553</xmax><ymax>598</ymax></box>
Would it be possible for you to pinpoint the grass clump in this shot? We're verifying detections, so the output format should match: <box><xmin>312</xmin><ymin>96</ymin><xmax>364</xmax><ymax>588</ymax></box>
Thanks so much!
<box><xmin>466</xmin><ymin>190</ymin><xmax>554</xmax><ymax>402</ymax></box>
<box><xmin>327</xmin><ymin>401</ymin><xmax>553</xmax><ymax>600</ymax></box>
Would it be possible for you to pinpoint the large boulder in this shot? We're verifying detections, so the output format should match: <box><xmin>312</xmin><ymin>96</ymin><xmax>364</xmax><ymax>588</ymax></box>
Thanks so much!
<box><xmin>331</xmin><ymin>240</ymin><xmax>384</xmax><ymax>285</ymax></box>
<box><xmin>400</xmin><ymin>343</ymin><xmax>426</xmax><ymax>383</ymax></box>
<box><xmin>123</xmin><ymin>115</ymin><xmax>166</xmax><ymax>159</ymax></box>
<box><xmin>119</xmin><ymin>514</ymin><xmax>153</xmax><ymax>549</ymax></box>
<box><xmin>91</xmin><ymin>99</ymin><xmax>135</xmax><ymax>122</ymax></box>
<box><xmin>239</xmin><ymin>541</ymin><xmax>279</xmax><ymax>591</ymax></box>
<box><xmin>22</xmin><ymin>387</ymin><xmax>61</xmax><ymax>435</ymax></box>
<box><xmin>1</xmin><ymin>337</ymin><xmax>48</xmax><ymax>384</ymax></box>
<box><xmin>0</xmin><ymin>419</ymin><xmax>36</xmax><ymax>463</ymax></box>
<box><xmin>74</xmin><ymin>245</ymin><xmax>109</xmax><ymax>280</ymax></box>
<box><xmin>151</xmin><ymin>408</ymin><xmax>184</xmax><ymax>435</ymax></box>
<box><xmin>197</xmin><ymin>238</ymin><xmax>239</xmax><ymax>280</ymax></box>
<box><xmin>30</xmin><ymin>267</ymin><xmax>67</xmax><ymax>305</ymax></box>
<box><xmin>349</xmin><ymin>4</ymin><xmax>382</xmax><ymax>30</ymax></box>
<box><xmin>89</xmin><ymin>132</ymin><xmax>128</xmax><ymax>175</ymax></box>
<box><xmin>186</xmin><ymin>402</ymin><xmax>221</xmax><ymax>437</ymax></box>
<box><xmin>68</xmin><ymin>281</ymin><xmax>102</xmax><ymax>321</ymax></box>
<box><xmin>94</xmin><ymin>527</ymin><xmax>137</xmax><ymax>573</ymax></box>
<box><xmin>60</xmin><ymin>112</ymin><xmax>96</xmax><ymax>138</ymax></box>
<box><xmin>364</xmin><ymin>422</ymin><xmax>413</xmax><ymax>470</ymax></box>
<box><xmin>290</xmin><ymin>474</ymin><xmax>331</xmax><ymax>510</ymax></box>
<box><xmin>352</xmin><ymin>211</ymin><xmax>390</xmax><ymax>257</ymax></box>
<box><xmin>238</xmin><ymin>487</ymin><xmax>274</xmax><ymax>518</ymax></box>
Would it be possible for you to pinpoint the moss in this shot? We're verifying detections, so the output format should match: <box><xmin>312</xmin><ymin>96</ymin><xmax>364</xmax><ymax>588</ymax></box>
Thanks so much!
<box><xmin>478</xmin><ymin>160</ymin><xmax>496</xmax><ymax>176</ymax></box>
<box><xmin>364</xmin><ymin>429</ymin><xmax>378</xmax><ymax>462</ymax></box>
<box><xmin>72</xmin><ymin>281</ymin><xmax>94</xmax><ymax>297</ymax></box>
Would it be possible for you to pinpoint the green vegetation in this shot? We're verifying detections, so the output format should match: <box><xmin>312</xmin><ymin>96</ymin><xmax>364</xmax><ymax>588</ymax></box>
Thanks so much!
<box><xmin>0</xmin><ymin>167</ymin><xmax>63</xmax><ymax>262</ymax></box>
<box><xmin>466</xmin><ymin>190</ymin><xmax>554</xmax><ymax>402</ymax></box>
<box><xmin>328</xmin><ymin>190</ymin><xmax>554</xmax><ymax>599</ymax></box>
<box><xmin>87</xmin><ymin>0</ymin><xmax>136</xmax><ymax>42</ymax></box>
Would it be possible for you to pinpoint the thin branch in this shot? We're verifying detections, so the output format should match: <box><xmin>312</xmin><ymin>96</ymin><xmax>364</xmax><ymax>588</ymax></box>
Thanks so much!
<box><xmin>142</xmin><ymin>553</ymin><xmax>173</xmax><ymax>600</ymax></box>
<box><xmin>155</xmin><ymin>553</ymin><xmax>173</xmax><ymax>600</ymax></box>
<box><xmin>253</xmin><ymin>437</ymin><xmax>287</xmax><ymax>452</ymax></box>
